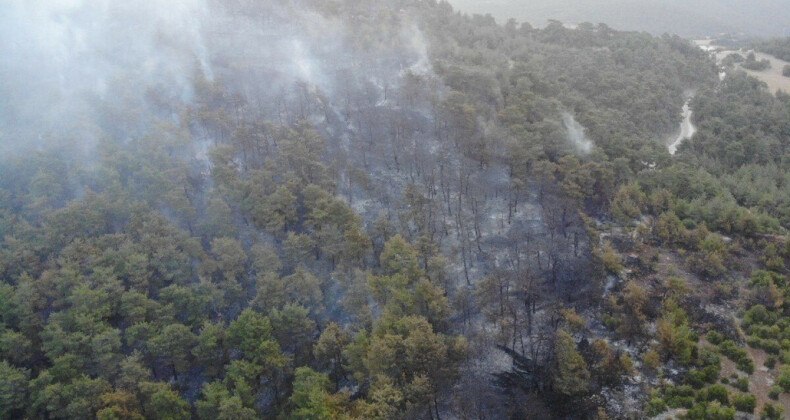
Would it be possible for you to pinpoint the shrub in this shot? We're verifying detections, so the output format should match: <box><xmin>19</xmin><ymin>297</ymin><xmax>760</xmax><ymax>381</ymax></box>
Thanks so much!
<box><xmin>619</xmin><ymin>354</ymin><xmax>634</xmax><ymax>375</ymax></box>
<box><xmin>737</xmin><ymin>357</ymin><xmax>755</xmax><ymax>375</ymax></box>
<box><xmin>687</xmin><ymin>250</ymin><xmax>727</xmax><ymax>278</ymax></box>
<box><xmin>699</xmin><ymin>384</ymin><xmax>729</xmax><ymax>405</ymax></box>
<box><xmin>657</xmin><ymin>308</ymin><xmax>697</xmax><ymax>365</ymax></box>
<box><xmin>655</xmin><ymin>211</ymin><xmax>687</xmax><ymax>245</ymax></box>
<box><xmin>732</xmin><ymin>393</ymin><xmax>756</xmax><ymax>414</ymax></box>
<box><xmin>611</xmin><ymin>184</ymin><xmax>646</xmax><ymax>222</ymax></box>
<box><xmin>707</xmin><ymin>330</ymin><xmax>724</xmax><ymax>345</ymax></box>
<box><xmin>685</xmin><ymin>401</ymin><xmax>735</xmax><ymax>420</ymax></box>
<box><xmin>724</xmin><ymin>53</ymin><xmax>745</xmax><ymax>63</ymax></box>
<box><xmin>762</xmin><ymin>340</ymin><xmax>781</xmax><ymax>355</ymax></box>
<box><xmin>750</xmin><ymin>271</ymin><xmax>775</xmax><ymax>287</ymax></box>
<box><xmin>732</xmin><ymin>377</ymin><xmax>749</xmax><ymax>392</ymax></box>
<box><xmin>702</xmin><ymin>365</ymin><xmax>721</xmax><ymax>384</ymax></box>
<box><xmin>777</xmin><ymin>365</ymin><xmax>790</xmax><ymax>391</ymax></box>
<box><xmin>718</xmin><ymin>340</ymin><xmax>755</xmax><ymax>374</ymax></box>
<box><xmin>743</xmin><ymin>305</ymin><xmax>775</xmax><ymax>327</ymax></box>
<box><xmin>664</xmin><ymin>385</ymin><xmax>695</xmax><ymax>409</ymax></box>
<box><xmin>561</xmin><ymin>308</ymin><xmax>587</xmax><ymax>333</ymax></box>
<box><xmin>747</xmin><ymin>336</ymin><xmax>762</xmax><ymax>348</ymax></box>
<box><xmin>686</xmin><ymin>365</ymin><xmax>720</xmax><ymax>388</ymax></box>
<box><xmin>699</xmin><ymin>349</ymin><xmax>721</xmax><ymax>367</ymax></box>
<box><xmin>765</xmin><ymin>356</ymin><xmax>777</xmax><ymax>369</ymax></box>
<box><xmin>761</xmin><ymin>402</ymin><xmax>784</xmax><ymax>420</ymax></box>
<box><xmin>769</xmin><ymin>385</ymin><xmax>781</xmax><ymax>400</ymax></box>
<box><xmin>601</xmin><ymin>314</ymin><xmax>620</xmax><ymax>331</ymax></box>
<box><xmin>743</xmin><ymin>57</ymin><xmax>771</xmax><ymax>71</ymax></box>
<box><xmin>645</xmin><ymin>398</ymin><xmax>667</xmax><ymax>417</ymax></box>
<box><xmin>601</xmin><ymin>243</ymin><xmax>623</xmax><ymax>274</ymax></box>
<box><xmin>643</xmin><ymin>350</ymin><xmax>661</xmax><ymax>373</ymax></box>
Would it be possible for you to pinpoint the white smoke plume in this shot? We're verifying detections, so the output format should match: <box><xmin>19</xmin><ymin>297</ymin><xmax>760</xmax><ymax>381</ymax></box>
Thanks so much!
<box><xmin>561</xmin><ymin>112</ymin><xmax>593</xmax><ymax>154</ymax></box>
<box><xmin>0</xmin><ymin>0</ymin><xmax>434</xmax><ymax>155</ymax></box>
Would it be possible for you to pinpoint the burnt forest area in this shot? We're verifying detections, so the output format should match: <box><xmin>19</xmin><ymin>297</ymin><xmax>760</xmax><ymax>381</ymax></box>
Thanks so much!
<box><xmin>2</xmin><ymin>1</ymin><xmax>790</xmax><ymax>419</ymax></box>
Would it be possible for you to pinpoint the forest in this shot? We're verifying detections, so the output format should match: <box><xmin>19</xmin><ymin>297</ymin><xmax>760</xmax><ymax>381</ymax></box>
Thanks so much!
<box><xmin>756</xmin><ymin>38</ymin><xmax>790</xmax><ymax>62</ymax></box>
<box><xmin>1</xmin><ymin>0</ymin><xmax>790</xmax><ymax>419</ymax></box>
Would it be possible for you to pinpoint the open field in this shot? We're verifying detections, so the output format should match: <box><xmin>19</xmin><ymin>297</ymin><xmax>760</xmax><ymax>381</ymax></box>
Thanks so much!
<box><xmin>696</xmin><ymin>40</ymin><xmax>790</xmax><ymax>95</ymax></box>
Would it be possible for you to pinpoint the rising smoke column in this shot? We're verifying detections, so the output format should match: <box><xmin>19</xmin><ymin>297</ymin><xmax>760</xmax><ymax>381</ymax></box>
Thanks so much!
<box><xmin>0</xmin><ymin>0</ymin><xmax>436</xmax><ymax>155</ymax></box>
<box><xmin>561</xmin><ymin>112</ymin><xmax>593</xmax><ymax>154</ymax></box>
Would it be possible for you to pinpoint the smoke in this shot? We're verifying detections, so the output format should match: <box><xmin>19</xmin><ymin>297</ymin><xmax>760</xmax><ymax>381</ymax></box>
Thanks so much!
<box><xmin>402</xmin><ymin>24</ymin><xmax>433</xmax><ymax>77</ymax></box>
<box><xmin>0</xmin><ymin>0</ymin><xmax>214</xmax><ymax>153</ymax></box>
<box><xmin>0</xmin><ymin>1</ymin><xmax>434</xmax><ymax>155</ymax></box>
<box><xmin>561</xmin><ymin>112</ymin><xmax>593</xmax><ymax>154</ymax></box>
<box><xmin>668</xmin><ymin>98</ymin><xmax>696</xmax><ymax>155</ymax></box>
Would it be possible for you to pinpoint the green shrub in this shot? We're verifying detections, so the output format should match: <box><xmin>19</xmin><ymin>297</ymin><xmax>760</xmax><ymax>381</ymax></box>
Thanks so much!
<box><xmin>707</xmin><ymin>330</ymin><xmax>724</xmax><ymax>345</ymax></box>
<box><xmin>698</xmin><ymin>384</ymin><xmax>729</xmax><ymax>405</ymax></box>
<box><xmin>645</xmin><ymin>398</ymin><xmax>667</xmax><ymax>417</ymax></box>
<box><xmin>601</xmin><ymin>314</ymin><xmax>620</xmax><ymax>331</ymax></box>
<box><xmin>732</xmin><ymin>393</ymin><xmax>756</xmax><ymax>414</ymax></box>
<box><xmin>732</xmin><ymin>377</ymin><xmax>749</xmax><ymax>392</ymax></box>
<box><xmin>699</xmin><ymin>349</ymin><xmax>721</xmax><ymax>366</ymax></box>
<box><xmin>777</xmin><ymin>365</ymin><xmax>790</xmax><ymax>391</ymax></box>
<box><xmin>750</xmin><ymin>271</ymin><xmax>776</xmax><ymax>287</ymax></box>
<box><xmin>765</xmin><ymin>356</ymin><xmax>777</xmax><ymax>369</ymax></box>
<box><xmin>601</xmin><ymin>243</ymin><xmax>623</xmax><ymax>274</ymax></box>
<box><xmin>700</xmin><ymin>365</ymin><xmax>721</xmax><ymax>384</ymax></box>
<box><xmin>761</xmin><ymin>402</ymin><xmax>784</xmax><ymax>420</ymax></box>
<box><xmin>762</xmin><ymin>339</ymin><xmax>781</xmax><ymax>355</ymax></box>
<box><xmin>686</xmin><ymin>367</ymin><xmax>720</xmax><ymax>388</ymax></box>
<box><xmin>685</xmin><ymin>401</ymin><xmax>735</xmax><ymax>420</ymax></box>
<box><xmin>748</xmin><ymin>333</ymin><xmax>782</xmax><ymax>355</ymax></box>
<box><xmin>719</xmin><ymin>340</ymin><xmax>755</xmax><ymax>374</ymax></box>
<box><xmin>769</xmin><ymin>385</ymin><xmax>781</xmax><ymax>400</ymax></box>
<box><xmin>743</xmin><ymin>305</ymin><xmax>774</xmax><ymax>327</ymax></box>
<box><xmin>737</xmin><ymin>357</ymin><xmax>755</xmax><ymax>374</ymax></box>
<box><xmin>719</xmin><ymin>340</ymin><xmax>739</xmax><ymax>357</ymax></box>
<box><xmin>610</xmin><ymin>184</ymin><xmax>646</xmax><ymax>223</ymax></box>
<box><xmin>664</xmin><ymin>385</ymin><xmax>696</xmax><ymax>409</ymax></box>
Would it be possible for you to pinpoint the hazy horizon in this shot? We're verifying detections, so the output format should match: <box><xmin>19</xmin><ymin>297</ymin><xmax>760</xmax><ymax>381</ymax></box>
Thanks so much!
<box><xmin>447</xmin><ymin>0</ymin><xmax>790</xmax><ymax>38</ymax></box>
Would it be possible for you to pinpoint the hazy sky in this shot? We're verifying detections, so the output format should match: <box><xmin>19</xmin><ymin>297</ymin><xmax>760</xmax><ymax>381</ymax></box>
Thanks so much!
<box><xmin>447</xmin><ymin>0</ymin><xmax>790</xmax><ymax>38</ymax></box>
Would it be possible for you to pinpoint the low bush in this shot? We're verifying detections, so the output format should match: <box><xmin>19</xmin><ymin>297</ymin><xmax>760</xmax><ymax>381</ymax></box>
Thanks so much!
<box><xmin>732</xmin><ymin>393</ymin><xmax>756</xmax><ymax>414</ymax></box>
<box><xmin>761</xmin><ymin>402</ymin><xmax>784</xmax><ymax>420</ymax></box>
<box><xmin>733</xmin><ymin>377</ymin><xmax>749</xmax><ymax>392</ymax></box>
<box><xmin>769</xmin><ymin>385</ymin><xmax>781</xmax><ymax>400</ymax></box>
<box><xmin>645</xmin><ymin>398</ymin><xmax>667</xmax><ymax>417</ymax></box>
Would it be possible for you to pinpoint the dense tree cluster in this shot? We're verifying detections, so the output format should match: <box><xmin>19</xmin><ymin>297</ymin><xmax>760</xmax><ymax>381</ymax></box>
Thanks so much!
<box><xmin>755</xmin><ymin>37</ymin><xmax>790</xmax><ymax>62</ymax></box>
<box><xmin>741</xmin><ymin>52</ymin><xmax>772</xmax><ymax>71</ymax></box>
